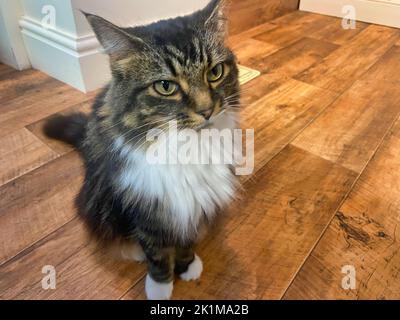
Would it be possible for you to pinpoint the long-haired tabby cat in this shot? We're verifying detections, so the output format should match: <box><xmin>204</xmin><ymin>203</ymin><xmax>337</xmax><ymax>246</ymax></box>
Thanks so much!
<box><xmin>44</xmin><ymin>0</ymin><xmax>240</xmax><ymax>300</ymax></box>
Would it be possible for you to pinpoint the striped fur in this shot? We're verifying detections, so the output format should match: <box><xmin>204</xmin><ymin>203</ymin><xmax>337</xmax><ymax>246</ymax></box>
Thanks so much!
<box><xmin>46</xmin><ymin>0</ymin><xmax>240</xmax><ymax>300</ymax></box>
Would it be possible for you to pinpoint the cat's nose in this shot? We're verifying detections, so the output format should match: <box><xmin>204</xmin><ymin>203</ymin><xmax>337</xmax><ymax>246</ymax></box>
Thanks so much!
<box><xmin>199</xmin><ymin>108</ymin><xmax>213</xmax><ymax>120</ymax></box>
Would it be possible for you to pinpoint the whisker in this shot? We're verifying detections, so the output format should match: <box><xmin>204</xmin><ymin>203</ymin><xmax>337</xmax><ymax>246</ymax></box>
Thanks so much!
<box><xmin>102</xmin><ymin>116</ymin><xmax>172</xmax><ymax>137</ymax></box>
<box><xmin>121</xmin><ymin>116</ymin><xmax>185</xmax><ymax>151</ymax></box>
<box><xmin>105</xmin><ymin>116</ymin><xmax>180</xmax><ymax>154</ymax></box>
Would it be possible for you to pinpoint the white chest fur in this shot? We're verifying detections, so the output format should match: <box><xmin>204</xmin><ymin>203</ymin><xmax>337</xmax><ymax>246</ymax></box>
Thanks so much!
<box><xmin>114</xmin><ymin>112</ymin><xmax>238</xmax><ymax>239</ymax></box>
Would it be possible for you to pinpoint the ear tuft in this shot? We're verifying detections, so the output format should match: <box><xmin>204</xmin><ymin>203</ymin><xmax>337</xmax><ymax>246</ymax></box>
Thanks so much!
<box><xmin>82</xmin><ymin>11</ymin><xmax>145</xmax><ymax>56</ymax></box>
<box><xmin>203</xmin><ymin>0</ymin><xmax>228</xmax><ymax>37</ymax></box>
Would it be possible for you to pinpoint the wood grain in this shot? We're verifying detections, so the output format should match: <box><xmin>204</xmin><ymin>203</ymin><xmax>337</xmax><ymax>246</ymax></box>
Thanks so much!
<box><xmin>250</xmin><ymin>37</ymin><xmax>338</xmax><ymax>76</ymax></box>
<box><xmin>0</xmin><ymin>219</ymin><xmax>89</xmax><ymax>299</ymax></box>
<box><xmin>0</xmin><ymin>152</ymin><xmax>83</xmax><ymax>265</ymax></box>
<box><xmin>268</xmin><ymin>10</ymin><xmax>325</xmax><ymax>26</ymax></box>
<box><xmin>295</xmin><ymin>25</ymin><xmax>400</xmax><ymax>93</ymax></box>
<box><xmin>0</xmin><ymin>216</ymin><xmax>147</xmax><ymax>299</ymax></box>
<box><xmin>123</xmin><ymin>145</ymin><xmax>357</xmax><ymax>299</ymax></box>
<box><xmin>241</xmin><ymin>78</ymin><xmax>338</xmax><ymax>173</ymax></box>
<box><xmin>0</xmin><ymin>78</ymin><xmax>96</xmax><ymax>136</ymax></box>
<box><xmin>228</xmin><ymin>22</ymin><xmax>278</xmax><ymax>46</ymax></box>
<box><xmin>292</xmin><ymin>46</ymin><xmax>400</xmax><ymax>173</ymax></box>
<box><xmin>228</xmin><ymin>0</ymin><xmax>299</xmax><ymax>36</ymax></box>
<box><xmin>227</xmin><ymin>10</ymin><xmax>324</xmax><ymax>45</ymax></box>
<box><xmin>239</xmin><ymin>72</ymin><xmax>289</xmax><ymax>107</ymax></box>
<box><xmin>0</xmin><ymin>64</ymin><xmax>18</xmax><ymax>79</ymax></box>
<box><xmin>308</xmin><ymin>18</ymin><xmax>369</xmax><ymax>45</ymax></box>
<box><xmin>360</xmin><ymin>45</ymin><xmax>400</xmax><ymax>85</ymax></box>
<box><xmin>253</xmin><ymin>12</ymin><xmax>332</xmax><ymax>47</ymax></box>
<box><xmin>284</xmin><ymin>118</ymin><xmax>400</xmax><ymax>300</ymax></box>
<box><xmin>231</xmin><ymin>38</ymin><xmax>279</xmax><ymax>69</ymax></box>
<box><xmin>0</xmin><ymin>128</ymin><xmax>58</xmax><ymax>186</ymax></box>
<box><xmin>0</xmin><ymin>69</ymin><xmax>53</xmax><ymax>103</ymax></box>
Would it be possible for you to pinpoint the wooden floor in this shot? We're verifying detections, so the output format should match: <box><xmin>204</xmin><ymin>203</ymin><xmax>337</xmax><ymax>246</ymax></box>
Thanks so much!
<box><xmin>2</xmin><ymin>11</ymin><xmax>400</xmax><ymax>300</ymax></box>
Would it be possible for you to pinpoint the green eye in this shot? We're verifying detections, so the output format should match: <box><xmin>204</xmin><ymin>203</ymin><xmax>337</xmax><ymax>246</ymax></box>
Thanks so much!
<box><xmin>153</xmin><ymin>80</ymin><xmax>178</xmax><ymax>96</ymax></box>
<box><xmin>207</xmin><ymin>63</ymin><xmax>224</xmax><ymax>82</ymax></box>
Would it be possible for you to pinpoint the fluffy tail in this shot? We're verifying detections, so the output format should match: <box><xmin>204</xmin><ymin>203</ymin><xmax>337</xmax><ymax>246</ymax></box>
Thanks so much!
<box><xmin>43</xmin><ymin>113</ymin><xmax>88</xmax><ymax>149</ymax></box>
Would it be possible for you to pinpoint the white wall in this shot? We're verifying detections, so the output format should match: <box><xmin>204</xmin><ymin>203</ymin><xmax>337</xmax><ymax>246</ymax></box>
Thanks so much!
<box><xmin>72</xmin><ymin>0</ymin><xmax>210</xmax><ymax>36</ymax></box>
<box><xmin>0</xmin><ymin>0</ymin><xmax>30</xmax><ymax>70</ymax></box>
<box><xmin>300</xmin><ymin>0</ymin><xmax>400</xmax><ymax>28</ymax></box>
<box><xmin>18</xmin><ymin>0</ymin><xmax>210</xmax><ymax>92</ymax></box>
<box><xmin>22</xmin><ymin>0</ymin><xmax>78</xmax><ymax>34</ymax></box>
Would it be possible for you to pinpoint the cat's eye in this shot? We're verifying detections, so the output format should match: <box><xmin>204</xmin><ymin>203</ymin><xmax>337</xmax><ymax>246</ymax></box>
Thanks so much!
<box><xmin>207</xmin><ymin>63</ymin><xmax>224</xmax><ymax>83</ymax></box>
<box><xmin>153</xmin><ymin>80</ymin><xmax>178</xmax><ymax>96</ymax></box>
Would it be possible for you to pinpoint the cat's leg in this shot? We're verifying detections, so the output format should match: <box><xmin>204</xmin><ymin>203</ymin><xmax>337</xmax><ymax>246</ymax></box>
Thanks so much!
<box><xmin>175</xmin><ymin>246</ymin><xmax>203</xmax><ymax>281</ymax></box>
<box><xmin>141</xmin><ymin>244</ymin><xmax>175</xmax><ymax>300</ymax></box>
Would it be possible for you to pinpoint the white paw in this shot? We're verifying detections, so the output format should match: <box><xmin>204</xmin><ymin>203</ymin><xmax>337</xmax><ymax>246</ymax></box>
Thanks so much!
<box><xmin>120</xmin><ymin>242</ymin><xmax>146</xmax><ymax>262</ymax></box>
<box><xmin>180</xmin><ymin>254</ymin><xmax>203</xmax><ymax>281</ymax></box>
<box><xmin>145</xmin><ymin>274</ymin><xmax>173</xmax><ymax>300</ymax></box>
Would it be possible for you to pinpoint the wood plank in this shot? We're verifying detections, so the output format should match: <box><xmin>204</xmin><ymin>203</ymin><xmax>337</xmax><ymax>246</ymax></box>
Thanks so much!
<box><xmin>27</xmin><ymin>101</ymin><xmax>92</xmax><ymax>156</ymax></box>
<box><xmin>0</xmin><ymin>219</ymin><xmax>89</xmax><ymax>299</ymax></box>
<box><xmin>308</xmin><ymin>18</ymin><xmax>369</xmax><ymax>45</ymax></box>
<box><xmin>284</xmin><ymin>118</ymin><xmax>400</xmax><ymax>299</ymax></box>
<box><xmin>240</xmin><ymin>73</ymin><xmax>290</xmax><ymax>107</ymax></box>
<box><xmin>228</xmin><ymin>11</ymin><xmax>335</xmax><ymax>46</ymax></box>
<box><xmin>0</xmin><ymin>128</ymin><xmax>58</xmax><ymax>186</ymax></box>
<box><xmin>231</xmin><ymin>38</ymin><xmax>280</xmax><ymax>69</ymax></box>
<box><xmin>228</xmin><ymin>0</ymin><xmax>299</xmax><ymax>36</ymax></box>
<box><xmin>253</xmin><ymin>12</ymin><xmax>333</xmax><ymax>47</ymax></box>
<box><xmin>122</xmin><ymin>145</ymin><xmax>357</xmax><ymax>299</ymax></box>
<box><xmin>228</xmin><ymin>22</ymin><xmax>279</xmax><ymax>46</ymax></box>
<box><xmin>295</xmin><ymin>25</ymin><xmax>400</xmax><ymax>93</ymax></box>
<box><xmin>0</xmin><ymin>64</ymin><xmax>19</xmax><ymax>79</ymax></box>
<box><xmin>5</xmin><ymin>222</ymin><xmax>146</xmax><ymax>299</ymax></box>
<box><xmin>249</xmin><ymin>37</ymin><xmax>338</xmax><ymax>76</ymax></box>
<box><xmin>360</xmin><ymin>45</ymin><xmax>400</xmax><ymax>85</ymax></box>
<box><xmin>292</xmin><ymin>46</ymin><xmax>400</xmax><ymax>173</ymax></box>
<box><xmin>268</xmin><ymin>10</ymin><xmax>326</xmax><ymax>26</ymax></box>
<box><xmin>0</xmin><ymin>216</ymin><xmax>147</xmax><ymax>299</ymax></box>
<box><xmin>0</xmin><ymin>79</ymin><xmax>96</xmax><ymax>136</ymax></box>
<box><xmin>0</xmin><ymin>69</ymin><xmax>52</xmax><ymax>103</ymax></box>
<box><xmin>0</xmin><ymin>152</ymin><xmax>83</xmax><ymax>265</ymax></box>
<box><xmin>241</xmin><ymin>78</ymin><xmax>338</xmax><ymax>174</ymax></box>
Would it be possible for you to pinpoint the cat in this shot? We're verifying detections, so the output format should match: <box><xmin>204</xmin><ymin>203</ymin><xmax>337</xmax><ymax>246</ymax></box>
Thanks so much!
<box><xmin>44</xmin><ymin>0</ymin><xmax>240</xmax><ymax>300</ymax></box>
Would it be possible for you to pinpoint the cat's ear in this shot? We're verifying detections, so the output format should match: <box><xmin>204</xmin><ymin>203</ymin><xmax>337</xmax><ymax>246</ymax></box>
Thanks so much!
<box><xmin>202</xmin><ymin>0</ymin><xmax>228</xmax><ymax>36</ymax></box>
<box><xmin>82</xmin><ymin>12</ymin><xmax>145</xmax><ymax>56</ymax></box>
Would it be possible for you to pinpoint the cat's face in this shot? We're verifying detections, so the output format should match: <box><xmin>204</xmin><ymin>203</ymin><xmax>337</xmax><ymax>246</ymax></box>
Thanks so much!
<box><xmin>86</xmin><ymin>0</ymin><xmax>239</xmax><ymax>138</ymax></box>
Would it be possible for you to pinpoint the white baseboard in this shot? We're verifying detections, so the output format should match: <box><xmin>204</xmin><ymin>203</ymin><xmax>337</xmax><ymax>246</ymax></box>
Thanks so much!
<box><xmin>19</xmin><ymin>16</ymin><xmax>110</xmax><ymax>92</ymax></box>
<box><xmin>300</xmin><ymin>0</ymin><xmax>400</xmax><ymax>28</ymax></box>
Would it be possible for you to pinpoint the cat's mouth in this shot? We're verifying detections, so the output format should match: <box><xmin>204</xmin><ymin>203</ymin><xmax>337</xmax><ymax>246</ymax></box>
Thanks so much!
<box><xmin>193</xmin><ymin>110</ymin><xmax>225</xmax><ymax>131</ymax></box>
<box><xmin>194</xmin><ymin>120</ymin><xmax>213</xmax><ymax>130</ymax></box>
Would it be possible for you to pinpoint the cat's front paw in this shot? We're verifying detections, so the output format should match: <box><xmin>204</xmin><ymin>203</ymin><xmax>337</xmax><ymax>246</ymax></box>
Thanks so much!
<box><xmin>180</xmin><ymin>254</ymin><xmax>203</xmax><ymax>281</ymax></box>
<box><xmin>145</xmin><ymin>274</ymin><xmax>173</xmax><ymax>300</ymax></box>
